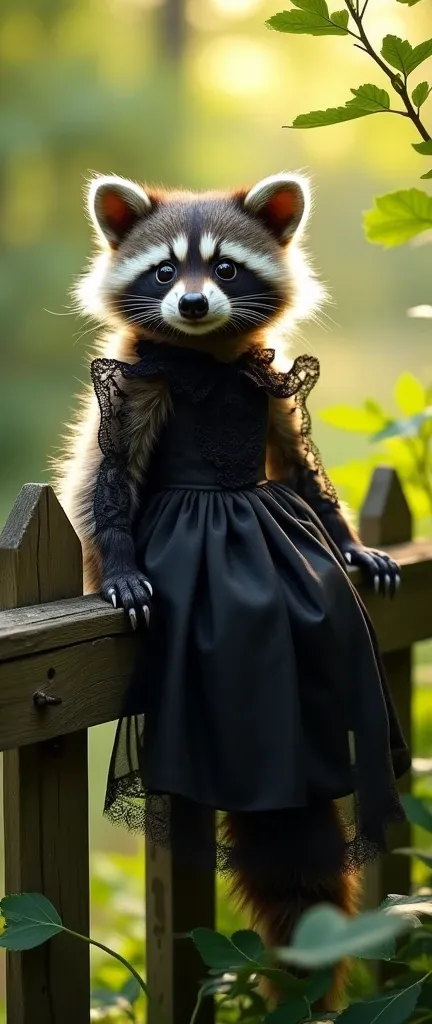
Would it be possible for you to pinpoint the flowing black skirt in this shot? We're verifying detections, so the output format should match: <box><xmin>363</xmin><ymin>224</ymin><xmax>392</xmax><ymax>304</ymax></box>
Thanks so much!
<box><xmin>104</xmin><ymin>482</ymin><xmax>410</xmax><ymax>875</ymax></box>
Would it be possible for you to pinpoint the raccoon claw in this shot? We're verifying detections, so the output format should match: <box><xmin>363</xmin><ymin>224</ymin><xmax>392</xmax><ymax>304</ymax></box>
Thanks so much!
<box><xmin>101</xmin><ymin>572</ymin><xmax>153</xmax><ymax>626</ymax></box>
<box><xmin>341</xmin><ymin>544</ymin><xmax>400</xmax><ymax>599</ymax></box>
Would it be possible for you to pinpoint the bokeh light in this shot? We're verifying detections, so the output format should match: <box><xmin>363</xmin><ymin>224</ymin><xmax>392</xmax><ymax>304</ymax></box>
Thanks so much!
<box><xmin>193</xmin><ymin>33</ymin><xmax>282</xmax><ymax>97</ymax></box>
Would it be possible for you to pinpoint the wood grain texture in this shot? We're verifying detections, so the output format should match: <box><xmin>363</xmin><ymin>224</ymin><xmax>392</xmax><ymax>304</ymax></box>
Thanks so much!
<box><xmin>0</xmin><ymin>539</ymin><xmax>430</xmax><ymax>753</ymax></box>
<box><xmin>0</xmin><ymin>635</ymin><xmax>135</xmax><ymax>750</ymax></box>
<box><xmin>1</xmin><ymin>485</ymin><xmax>90</xmax><ymax>1024</ymax></box>
<box><xmin>146</xmin><ymin>811</ymin><xmax>216</xmax><ymax>1024</ymax></box>
<box><xmin>361</xmin><ymin>468</ymin><xmax>412</xmax><ymax>915</ymax></box>
<box><xmin>0</xmin><ymin>540</ymin><xmax>430</xmax><ymax>664</ymax></box>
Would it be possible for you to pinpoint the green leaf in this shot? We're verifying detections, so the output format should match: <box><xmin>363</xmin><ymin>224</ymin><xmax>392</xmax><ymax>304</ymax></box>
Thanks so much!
<box><xmin>401</xmin><ymin>794</ymin><xmax>432</xmax><ymax>831</ymax></box>
<box><xmin>291</xmin><ymin>83</ymin><xmax>390</xmax><ymax>128</ymax></box>
<box><xmin>292</xmin><ymin>105</ymin><xmax>371</xmax><ymax>127</ymax></box>
<box><xmin>381</xmin><ymin>893</ymin><xmax>432</xmax><ymax>912</ymax></box>
<box><xmin>394</xmin><ymin>847</ymin><xmax>432</xmax><ymax>868</ymax></box>
<box><xmin>121</xmin><ymin>977</ymin><xmax>142</xmax><ymax>1005</ymax></box>
<box><xmin>412</xmin><ymin>82</ymin><xmax>431</xmax><ymax>108</ymax></box>
<box><xmin>231</xmin><ymin>930</ymin><xmax>265</xmax><ymax>962</ymax></box>
<box><xmin>259</xmin><ymin>968</ymin><xmax>307</xmax><ymax>996</ymax></box>
<box><xmin>305</xmin><ymin>968</ymin><xmax>334</xmax><ymax>1002</ymax></box>
<box><xmin>320</xmin><ymin>404</ymin><xmax>385</xmax><ymax>432</ymax></box>
<box><xmin>421</xmin><ymin>169</ymin><xmax>432</xmax><ymax>178</ymax></box>
<box><xmin>413</xmin><ymin>139</ymin><xmax>432</xmax><ymax>155</ymax></box>
<box><xmin>0</xmin><ymin>893</ymin><xmax>62</xmax><ymax>951</ymax></box>
<box><xmin>331</xmin><ymin>10</ymin><xmax>349</xmax><ymax>30</ymax></box>
<box><xmin>397</xmin><ymin>929</ymin><xmax>432</xmax><ymax>960</ymax></box>
<box><xmin>381</xmin><ymin>35</ymin><xmax>432</xmax><ymax>75</ymax></box>
<box><xmin>395</xmin><ymin>373</ymin><xmax>425</xmax><ymax>415</ymax></box>
<box><xmin>349</xmin><ymin>84</ymin><xmax>390</xmax><ymax>111</ymax></box>
<box><xmin>364</xmin><ymin>189</ymin><xmax>432</xmax><ymax>246</ymax></box>
<box><xmin>277</xmin><ymin>906</ymin><xmax>410</xmax><ymax>968</ymax></box>
<box><xmin>191</xmin><ymin>928</ymin><xmax>250</xmax><ymax>970</ymax></box>
<box><xmin>336</xmin><ymin>986</ymin><xmax>422</xmax><ymax>1024</ymax></box>
<box><xmin>397</xmin><ymin>0</ymin><xmax>423</xmax><ymax>6</ymax></box>
<box><xmin>407</xmin><ymin>40</ymin><xmax>432</xmax><ymax>74</ymax></box>
<box><xmin>381</xmin><ymin>36</ymin><xmax>413</xmax><ymax>75</ymax></box>
<box><xmin>371</xmin><ymin>410</ymin><xmax>432</xmax><ymax>441</ymax></box>
<box><xmin>266</xmin><ymin>4</ymin><xmax>349</xmax><ymax>35</ymax></box>
<box><xmin>264</xmin><ymin>997</ymin><xmax>309</xmax><ymax>1023</ymax></box>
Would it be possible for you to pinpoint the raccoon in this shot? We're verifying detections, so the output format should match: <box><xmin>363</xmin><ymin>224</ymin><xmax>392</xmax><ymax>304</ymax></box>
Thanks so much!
<box><xmin>55</xmin><ymin>172</ymin><xmax>403</xmax><ymax>1010</ymax></box>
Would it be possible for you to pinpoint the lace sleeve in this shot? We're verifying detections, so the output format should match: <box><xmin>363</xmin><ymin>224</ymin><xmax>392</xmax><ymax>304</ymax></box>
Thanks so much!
<box><xmin>90</xmin><ymin>358</ymin><xmax>133</xmax><ymax>536</ymax></box>
<box><xmin>245</xmin><ymin>350</ymin><xmax>340</xmax><ymax>508</ymax></box>
<box><xmin>290</xmin><ymin>356</ymin><xmax>340</xmax><ymax>509</ymax></box>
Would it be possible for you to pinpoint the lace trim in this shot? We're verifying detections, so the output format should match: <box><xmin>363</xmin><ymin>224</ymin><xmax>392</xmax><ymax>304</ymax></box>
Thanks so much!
<box><xmin>104</xmin><ymin>731</ymin><xmax>405</xmax><ymax>878</ymax></box>
<box><xmin>90</xmin><ymin>343</ymin><xmax>339</xmax><ymax>501</ymax></box>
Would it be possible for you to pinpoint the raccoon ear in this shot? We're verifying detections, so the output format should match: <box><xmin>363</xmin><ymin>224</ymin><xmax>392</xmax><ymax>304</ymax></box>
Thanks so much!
<box><xmin>87</xmin><ymin>175</ymin><xmax>152</xmax><ymax>247</ymax></box>
<box><xmin>243</xmin><ymin>173</ymin><xmax>309</xmax><ymax>244</ymax></box>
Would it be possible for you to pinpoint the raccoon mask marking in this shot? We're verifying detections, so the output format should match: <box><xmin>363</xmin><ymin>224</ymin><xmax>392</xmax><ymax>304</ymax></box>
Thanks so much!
<box><xmin>79</xmin><ymin>172</ymin><xmax>314</xmax><ymax>347</ymax></box>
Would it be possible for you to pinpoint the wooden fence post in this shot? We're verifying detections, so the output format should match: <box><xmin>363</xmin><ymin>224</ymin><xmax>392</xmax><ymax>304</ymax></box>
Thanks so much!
<box><xmin>0</xmin><ymin>485</ymin><xmax>90</xmax><ymax>1024</ymax></box>
<box><xmin>360</xmin><ymin>468</ymin><xmax>412</xmax><ymax>907</ymax></box>
<box><xmin>146</xmin><ymin>808</ymin><xmax>216</xmax><ymax>1024</ymax></box>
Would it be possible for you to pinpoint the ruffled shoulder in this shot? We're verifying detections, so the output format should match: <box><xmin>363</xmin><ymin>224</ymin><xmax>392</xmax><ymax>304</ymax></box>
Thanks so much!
<box><xmin>240</xmin><ymin>347</ymin><xmax>320</xmax><ymax>400</ymax></box>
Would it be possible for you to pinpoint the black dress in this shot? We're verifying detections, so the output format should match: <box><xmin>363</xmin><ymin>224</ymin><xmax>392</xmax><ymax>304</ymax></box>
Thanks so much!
<box><xmin>91</xmin><ymin>340</ymin><xmax>410</xmax><ymax>877</ymax></box>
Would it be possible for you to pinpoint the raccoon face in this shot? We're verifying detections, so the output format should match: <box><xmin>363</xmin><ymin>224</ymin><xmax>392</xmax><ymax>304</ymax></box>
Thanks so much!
<box><xmin>82</xmin><ymin>172</ymin><xmax>311</xmax><ymax>346</ymax></box>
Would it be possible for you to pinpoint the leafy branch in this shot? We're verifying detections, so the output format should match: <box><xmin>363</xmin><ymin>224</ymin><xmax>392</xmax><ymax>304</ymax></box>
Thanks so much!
<box><xmin>267</xmin><ymin>0</ymin><xmax>432</xmax><ymax>244</ymax></box>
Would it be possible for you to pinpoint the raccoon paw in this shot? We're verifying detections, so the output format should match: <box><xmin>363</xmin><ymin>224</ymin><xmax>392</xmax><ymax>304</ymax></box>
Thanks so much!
<box><xmin>342</xmin><ymin>544</ymin><xmax>401</xmax><ymax>598</ymax></box>
<box><xmin>101</xmin><ymin>572</ymin><xmax>153</xmax><ymax>628</ymax></box>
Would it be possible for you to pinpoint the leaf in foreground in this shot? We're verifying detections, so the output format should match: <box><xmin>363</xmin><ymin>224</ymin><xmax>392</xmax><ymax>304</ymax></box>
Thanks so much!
<box><xmin>401</xmin><ymin>793</ymin><xmax>432</xmax><ymax>832</ymax></box>
<box><xmin>363</xmin><ymin>189</ymin><xmax>432</xmax><ymax>246</ymax></box>
<box><xmin>394</xmin><ymin>372</ymin><xmax>425</xmax><ymax>416</ymax></box>
<box><xmin>0</xmin><ymin>893</ymin><xmax>62</xmax><ymax>951</ymax></box>
<box><xmin>266</xmin><ymin>4</ymin><xmax>349</xmax><ymax>35</ymax></box>
<box><xmin>276</xmin><ymin>905</ymin><xmax>409</xmax><ymax>968</ymax></box>
<box><xmin>336</xmin><ymin>985</ymin><xmax>422</xmax><ymax>1024</ymax></box>
<box><xmin>382</xmin><ymin>35</ymin><xmax>432</xmax><ymax>76</ymax></box>
<box><xmin>412</xmin><ymin>82</ymin><xmax>431</xmax><ymax>109</ymax></box>
<box><xmin>413</xmin><ymin>139</ymin><xmax>432</xmax><ymax>156</ymax></box>
<box><xmin>381</xmin><ymin>36</ymin><xmax>413</xmax><ymax>75</ymax></box>
<box><xmin>291</xmin><ymin>84</ymin><xmax>390</xmax><ymax>128</ymax></box>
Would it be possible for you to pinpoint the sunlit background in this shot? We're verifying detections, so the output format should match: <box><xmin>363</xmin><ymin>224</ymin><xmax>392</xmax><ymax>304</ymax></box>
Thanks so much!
<box><xmin>0</xmin><ymin>0</ymin><xmax>431</xmax><ymax>1012</ymax></box>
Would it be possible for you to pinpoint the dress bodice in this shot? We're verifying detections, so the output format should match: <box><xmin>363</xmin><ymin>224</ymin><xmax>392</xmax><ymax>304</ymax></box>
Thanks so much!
<box><xmin>91</xmin><ymin>340</ymin><xmax>321</xmax><ymax>490</ymax></box>
<box><xmin>90</xmin><ymin>340</ymin><xmax>327</xmax><ymax>533</ymax></box>
<box><xmin>146</xmin><ymin>379</ymin><xmax>270</xmax><ymax>490</ymax></box>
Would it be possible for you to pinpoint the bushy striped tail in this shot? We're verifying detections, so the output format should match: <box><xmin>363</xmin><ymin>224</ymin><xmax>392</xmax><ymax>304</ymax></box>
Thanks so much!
<box><xmin>222</xmin><ymin>803</ymin><xmax>361</xmax><ymax>1010</ymax></box>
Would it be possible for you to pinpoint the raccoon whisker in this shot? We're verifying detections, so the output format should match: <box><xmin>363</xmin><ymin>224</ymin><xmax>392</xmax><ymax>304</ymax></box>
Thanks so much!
<box><xmin>229</xmin><ymin>308</ymin><xmax>275</xmax><ymax>325</ymax></box>
<box><xmin>72</xmin><ymin>323</ymin><xmax>100</xmax><ymax>346</ymax></box>
<box><xmin>117</xmin><ymin>297</ymin><xmax>161</xmax><ymax>305</ymax></box>
<box><xmin>230</xmin><ymin>299</ymin><xmax>282</xmax><ymax>310</ymax></box>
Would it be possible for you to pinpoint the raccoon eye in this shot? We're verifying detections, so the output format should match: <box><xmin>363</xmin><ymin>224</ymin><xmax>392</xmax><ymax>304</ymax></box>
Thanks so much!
<box><xmin>215</xmin><ymin>259</ymin><xmax>237</xmax><ymax>282</ymax></box>
<box><xmin>156</xmin><ymin>262</ymin><xmax>177</xmax><ymax>284</ymax></box>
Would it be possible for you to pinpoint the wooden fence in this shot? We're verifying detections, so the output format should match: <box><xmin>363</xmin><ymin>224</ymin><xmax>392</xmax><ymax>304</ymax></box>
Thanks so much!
<box><xmin>0</xmin><ymin>468</ymin><xmax>431</xmax><ymax>1024</ymax></box>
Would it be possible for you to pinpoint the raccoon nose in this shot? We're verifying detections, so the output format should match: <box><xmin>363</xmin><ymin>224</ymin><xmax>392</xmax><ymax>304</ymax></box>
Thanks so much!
<box><xmin>178</xmin><ymin>292</ymin><xmax>209</xmax><ymax>320</ymax></box>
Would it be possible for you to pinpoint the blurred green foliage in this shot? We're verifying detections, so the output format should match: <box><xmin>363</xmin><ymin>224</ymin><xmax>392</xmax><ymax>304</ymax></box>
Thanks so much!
<box><xmin>1</xmin><ymin>0</ymin><xmax>432</xmax><ymax>1018</ymax></box>
<box><xmin>1</xmin><ymin>0</ymin><xmax>432</xmax><ymax>532</ymax></box>
<box><xmin>267</xmin><ymin>0</ymin><xmax>432</xmax><ymax>245</ymax></box>
<box><xmin>322</xmin><ymin>371</ymin><xmax>432</xmax><ymax>532</ymax></box>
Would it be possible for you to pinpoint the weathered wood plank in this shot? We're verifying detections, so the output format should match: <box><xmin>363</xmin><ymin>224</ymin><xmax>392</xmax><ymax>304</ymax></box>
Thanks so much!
<box><xmin>361</xmin><ymin>468</ymin><xmax>412</xmax><ymax>912</ymax></box>
<box><xmin>146</xmin><ymin>814</ymin><xmax>216</xmax><ymax>1024</ymax></box>
<box><xmin>0</xmin><ymin>484</ymin><xmax>90</xmax><ymax>1024</ymax></box>
<box><xmin>0</xmin><ymin>554</ymin><xmax>429</xmax><ymax>747</ymax></box>
<box><xmin>0</xmin><ymin>595</ymin><xmax>127</xmax><ymax>661</ymax></box>
<box><xmin>0</xmin><ymin>540</ymin><xmax>430</xmax><ymax>665</ymax></box>
<box><xmin>0</xmin><ymin>634</ymin><xmax>134</xmax><ymax>750</ymax></box>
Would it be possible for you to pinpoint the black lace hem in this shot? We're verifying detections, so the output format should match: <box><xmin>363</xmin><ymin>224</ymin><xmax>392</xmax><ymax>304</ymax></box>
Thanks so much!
<box><xmin>103</xmin><ymin>746</ymin><xmax>405</xmax><ymax>878</ymax></box>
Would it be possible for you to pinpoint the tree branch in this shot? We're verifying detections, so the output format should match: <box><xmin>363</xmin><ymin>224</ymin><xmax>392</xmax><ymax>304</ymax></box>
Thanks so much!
<box><xmin>344</xmin><ymin>0</ymin><xmax>431</xmax><ymax>142</ymax></box>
